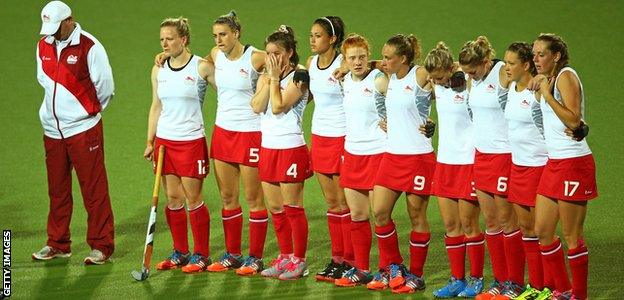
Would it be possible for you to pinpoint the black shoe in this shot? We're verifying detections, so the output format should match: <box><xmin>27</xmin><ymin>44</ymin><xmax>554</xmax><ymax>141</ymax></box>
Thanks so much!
<box><xmin>315</xmin><ymin>259</ymin><xmax>342</xmax><ymax>282</ymax></box>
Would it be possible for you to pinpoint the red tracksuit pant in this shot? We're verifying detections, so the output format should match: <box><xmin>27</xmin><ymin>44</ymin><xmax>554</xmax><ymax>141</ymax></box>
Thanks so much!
<box><xmin>43</xmin><ymin>121</ymin><xmax>115</xmax><ymax>257</ymax></box>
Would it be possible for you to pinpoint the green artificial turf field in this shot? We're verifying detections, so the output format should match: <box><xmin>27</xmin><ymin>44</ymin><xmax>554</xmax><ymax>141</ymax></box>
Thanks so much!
<box><xmin>1</xmin><ymin>0</ymin><xmax>623</xmax><ymax>298</ymax></box>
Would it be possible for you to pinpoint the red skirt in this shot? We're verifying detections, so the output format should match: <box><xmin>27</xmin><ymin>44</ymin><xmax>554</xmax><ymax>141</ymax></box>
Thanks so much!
<box><xmin>210</xmin><ymin>125</ymin><xmax>261</xmax><ymax>167</ymax></box>
<box><xmin>537</xmin><ymin>154</ymin><xmax>598</xmax><ymax>202</ymax></box>
<box><xmin>431</xmin><ymin>163</ymin><xmax>477</xmax><ymax>201</ymax></box>
<box><xmin>154</xmin><ymin>136</ymin><xmax>209</xmax><ymax>179</ymax></box>
<box><xmin>258</xmin><ymin>145</ymin><xmax>312</xmax><ymax>183</ymax></box>
<box><xmin>374</xmin><ymin>152</ymin><xmax>436</xmax><ymax>195</ymax></box>
<box><xmin>310</xmin><ymin>134</ymin><xmax>345</xmax><ymax>174</ymax></box>
<box><xmin>340</xmin><ymin>151</ymin><xmax>384</xmax><ymax>190</ymax></box>
<box><xmin>508</xmin><ymin>164</ymin><xmax>544</xmax><ymax>207</ymax></box>
<box><xmin>473</xmin><ymin>151</ymin><xmax>512</xmax><ymax>196</ymax></box>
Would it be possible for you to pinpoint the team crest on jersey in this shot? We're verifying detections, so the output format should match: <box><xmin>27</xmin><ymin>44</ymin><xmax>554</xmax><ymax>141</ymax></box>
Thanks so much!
<box><xmin>520</xmin><ymin>99</ymin><xmax>530</xmax><ymax>108</ymax></box>
<box><xmin>453</xmin><ymin>94</ymin><xmax>465</xmax><ymax>104</ymax></box>
<box><xmin>327</xmin><ymin>77</ymin><xmax>339</xmax><ymax>85</ymax></box>
<box><xmin>239</xmin><ymin>68</ymin><xmax>249</xmax><ymax>78</ymax></box>
<box><xmin>66</xmin><ymin>55</ymin><xmax>78</xmax><ymax>65</ymax></box>
<box><xmin>404</xmin><ymin>85</ymin><xmax>414</xmax><ymax>94</ymax></box>
<box><xmin>184</xmin><ymin>76</ymin><xmax>196</xmax><ymax>85</ymax></box>
<box><xmin>363</xmin><ymin>88</ymin><xmax>373</xmax><ymax>96</ymax></box>
<box><xmin>42</xmin><ymin>56</ymin><xmax>52</xmax><ymax>61</ymax></box>
<box><xmin>485</xmin><ymin>84</ymin><xmax>496</xmax><ymax>93</ymax></box>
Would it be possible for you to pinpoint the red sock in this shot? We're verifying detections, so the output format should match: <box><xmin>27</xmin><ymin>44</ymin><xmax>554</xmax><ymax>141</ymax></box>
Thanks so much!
<box><xmin>485</xmin><ymin>229</ymin><xmax>507</xmax><ymax>282</ymax></box>
<box><xmin>188</xmin><ymin>203</ymin><xmax>210</xmax><ymax>257</ymax></box>
<box><xmin>222</xmin><ymin>207</ymin><xmax>243</xmax><ymax>255</ymax></box>
<box><xmin>523</xmin><ymin>236</ymin><xmax>544</xmax><ymax>289</ymax></box>
<box><xmin>568</xmin><ymin>242</ymin><xmax>588</xmax><ymax>300</ymax></box>
<box><xmin>375</xmin><ymin>220</ymin><xmax>402</xmax><ymax>269</ymax></box>
<box><xmin>340</xmin><ymin>209</ymin><xmax>355</xmax><ymax>265</ymax></box>
<box><xmin>445</xmin><ymin>235</ymin><xmax>466</xmax><ymax>279</ymax></box>
<box><xmin>285</xmin><ymin>205</ymin><xmax>308</xmax><ymax>259</ymax></box>
<box><xmin>504</xmin><ymin>229</ymin><xmax>525</xmax><ymax>285</ymax></box>
<box><xmin>270</xmin><ymin>209</ymin><xmax>293</xmax><ymax>255</ymax></box>
<box><xmin>540</xmin><ymin>239</ymin><xmax>571</xmax><ymax>292</ymax></box>
<box><xmin>165</xmin><ymin>206</ymin><xmax>189</xmax><ymax>254</ymax></box>
<box><xmin>409</xmin><ymin>231</ymin><xmax>430</xmax><ymax>277</ymax></box>
<box><xmin>350</xmin><ymin>219</ymin><xmax>372</xmax><ymax>271</ymax></box>
<box><xmin>465</xmin><ymin>233</ymin><xmax>485</xmax><ymax>278</ymax></box>
<box><xmin>326</xmin><ymin>210</ymin><xmax>344</xmax><ymax>261</ymax></box>
<box><xmin>248</xmin><ymin>209</ymin><xmax>268</xmax><ymax>258</ymax></box>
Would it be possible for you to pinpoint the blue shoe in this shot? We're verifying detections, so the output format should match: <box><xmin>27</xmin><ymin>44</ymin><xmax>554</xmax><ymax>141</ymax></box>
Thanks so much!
<box><xmin>458</xmin><ymin>276</ymin><xmax>485</xmax><ymax>297</ymax></box>
<box><xmin>433</xmin><ymin>276</ymin><xmax>467</xmax><ymax>298</ymax></box>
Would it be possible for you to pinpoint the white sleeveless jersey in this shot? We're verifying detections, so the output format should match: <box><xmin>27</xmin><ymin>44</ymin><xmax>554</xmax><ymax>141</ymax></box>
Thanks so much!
<box><xmin>309</xmin><ymin>54</ymin><xmax>346</xmax><ymax>137</ymax></box>
<box><xmin>385</xmin><ymin>66</ymin><xmax>434</xmax><ymax>154</ymax></box>
<box><xmin>540</xmin><ymin>67</ymin><xmax>591</xmax><ymax>159</ymax></box>
<box><xmin>505</xmin><ymin>81</ymin><xmax>548</xmax><ymax>166</ymax></box>
<box><xmin>434</xmin><ymin>84</ymin><xmax>474</xmax><ymax>164</ymax></box>
<box><xmin>156</xmin><ymin>55</ymin><xmax>207</xmax><ymax>141</ymax></box>
<box><xmin>214</xmin><ymin>46</ymin><xmax>261</xmax><ymax>132</ymax></box>
<box><xmin>468</xmin><ymin>60</ymin><xmax>511</xmax><ymax>153</ymax></box>
<box><xmin>261</xmin><ymin>71</ymin><xmax>309</xmax><ymax>149</ymax></box>
<box><xmin>342</xmin><ymin>69</ymin><xmax>387</xmax><ymax>155</ymax></box>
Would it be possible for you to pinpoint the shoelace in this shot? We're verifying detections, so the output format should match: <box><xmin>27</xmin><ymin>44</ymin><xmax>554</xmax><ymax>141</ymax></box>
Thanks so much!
<box><xmin>242</xmin><ymin>256</ymin><xmax>257</xmax><ymax>266</ymax></box>
<box><xmin>389</xmin><ymin>264</ymin><xmax>402</xmax><ymax>278</ymax></box>
<box><xmin>188</xmin><ymin>254</ymin><xmax>203</xmax><ymax>264</ymax></box>
<box><xmin>284</xmin><ymin>260</ymin><xmax>299</xmax><ymax>272</ymax></box>
<box><xmin>342</xmin><ymin>267</ymin><xmax>356</xmax><ymax>278</ymax></box>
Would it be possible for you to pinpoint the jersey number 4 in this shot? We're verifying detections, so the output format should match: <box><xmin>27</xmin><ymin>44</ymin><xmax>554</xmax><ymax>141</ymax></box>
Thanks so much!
<box><xmin>287</xmin><ymin>164</ymin><xmax>298</xmax><ymax>178</ymax></box>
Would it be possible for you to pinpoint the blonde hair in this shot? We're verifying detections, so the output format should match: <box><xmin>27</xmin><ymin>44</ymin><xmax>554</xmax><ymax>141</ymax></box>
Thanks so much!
<box><xmin>424</xmin><ymin>41</ymin><xmax>453</xmax><ymax>72</ymax></box>
<box><xmin>386</xmin><ymin>34</ymin><xmax>421</xmax><ymax>65</ymax></box>
<box><xmin>459</xmin><ymin>35</ymin><xmax>495</xmax><ymax>66</ymax></box>
<box><xmin>160</xmin><ymin>17</ymin><xmax>191</xmax><ymax>46</ymax></box>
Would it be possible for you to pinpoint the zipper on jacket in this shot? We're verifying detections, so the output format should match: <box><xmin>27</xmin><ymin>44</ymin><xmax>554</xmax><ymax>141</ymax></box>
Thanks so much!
<box><xmin>51</xmin><ymin>45</ymin><xmax>64</xmax><ymax>139</ymax></box>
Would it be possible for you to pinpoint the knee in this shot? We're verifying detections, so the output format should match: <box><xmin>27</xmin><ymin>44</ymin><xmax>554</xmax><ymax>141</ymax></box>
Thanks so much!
<box><xmin>244</xmin><ymin>194</ymin><xmax>264</xmax><ymax>211</ymax></box>
<box><xmin>324</xmin><ymin>194</ymin><xmax>341</xmax><ymax>211</ymax></box>
<box><xmin>518</xmin><ymin>218</ymin><xmax>535</xmax><ymax>236</ymax></box>
<box><xmin>350</xmin><ymin>209</ymin><xmax>370</xmax><ymax>222</ymax></box>
<box><xmin>166</xmin><ymin>193</ymin><xmax>185</xmax><ymax>207</ymax></box>
<box><xmin>442</xmin><ymin>219</ymin><xmax>461</xmax><ymax>235</ymax></box>
<box><xmin>534</xmin><ymin>223</ymin><xmax>554</xmax><ymax>242</ymax></box>
<box><xmin>372</xmin><ymin>208</ymin><xmax>391</xmax><ymax>226</ymax></box>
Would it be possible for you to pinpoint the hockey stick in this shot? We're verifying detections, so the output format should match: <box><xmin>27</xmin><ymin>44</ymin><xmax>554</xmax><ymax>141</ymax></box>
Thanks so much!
<box><xmin>131</xmin><ymin>145</ymin><xmax>165</xmax><ymax>281</ymax></box>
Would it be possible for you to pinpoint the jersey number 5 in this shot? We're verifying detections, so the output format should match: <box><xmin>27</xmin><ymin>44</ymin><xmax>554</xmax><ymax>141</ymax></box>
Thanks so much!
<box><xmin>249</xmin><ymin>148</ymin><xmax>260</xmax><ymax>163</ymax></box>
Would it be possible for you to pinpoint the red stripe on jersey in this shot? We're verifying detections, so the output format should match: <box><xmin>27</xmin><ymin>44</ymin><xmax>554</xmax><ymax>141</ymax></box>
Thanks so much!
<box><xmin>39</xmin><ymin>35</ymin><xmax>101</xmax><ymax>115</ymax></box>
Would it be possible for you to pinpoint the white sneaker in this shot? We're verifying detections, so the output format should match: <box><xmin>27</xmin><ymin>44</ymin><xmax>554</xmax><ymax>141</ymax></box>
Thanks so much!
<box><xmin>84</xmin><ymin>249</ymin><xmax>109</xmax><ymax>265</ymax></box>
<box><xmin>32</xmin><ymin>245</ymin><xmax>71</xmax><ymax>260</ymax></box>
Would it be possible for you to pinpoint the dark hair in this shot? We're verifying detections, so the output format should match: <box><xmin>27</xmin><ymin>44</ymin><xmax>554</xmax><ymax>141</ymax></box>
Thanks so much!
<box><xmin>214</xmin><ymin>10</ymin><xmax>242</xmax><ymax>37</ymax></box>
<box><xmin>312</xmin><ymin>16</ymin><xmax>345</xmax><ymax>49</ymax></box>
<box><xmin>385</xmin><ymin>34</ymin><xmax>421</xmax><ymax>65</ymax></box>
<box><xmin>507</xmin><ymin>42</ymin><xmax>537</xmax><ymax>76</ymax></box>
<box><xmin>536</xmin><ymin>33</ymin><xmax>569</xmax><ymax>76</ymax></box>
<box><xmin>266</xmin><ymin>25</ymin><xmax>299</xmax><ymax>66</ymax></box>
<box><xmin>424</xmin><ymin>41</ymin><xmax>453</xmax><ymax>73</ymax></box>
<box><xmin>459</xmin><ymin>35</ymin><xmax>495</xmax><ymax>66</ymax></box>
<box><xmin>160</xmin><ymin>17</ymin><xmax>191</xmax><ymax>46</ymax></box>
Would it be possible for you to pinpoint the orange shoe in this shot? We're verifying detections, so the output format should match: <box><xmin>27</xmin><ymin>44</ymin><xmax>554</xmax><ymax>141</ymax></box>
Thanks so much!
<box><xmin>156</xmin><ymin>250</ymin><xmax>190</xmax><ymax>270</ymax></box>
<box><xmin>475</xmin><ymin>280</ymin><xmax>504</xmax><ymax>300</ymax></box>
<box><xmin>366</xmin><ymin>269</ymin><xmax>389</xmax><ymax>290</ymax></box>
<box><xmin>335</xmin><ymin>267</ymin><xmax>372</xmax><ymax>287</ymax></box>
<box><xmin>388</xmin><ymin>264</ymin><xmax>408</xmax><ymax>289</ymax></box>
<box><xmin>207</xmin><ymin>252</ymin><xmax>243</xmax><ymax>272</ymax></box>
<box><xmin>236</xmin><ymin>256</ymin><xmax>264</xmax><ymax>276</ymax></box>
<box><xmin>181</xmin><ymin>253</ymin><xmax>211</xmax><ymax>273</ymax></box>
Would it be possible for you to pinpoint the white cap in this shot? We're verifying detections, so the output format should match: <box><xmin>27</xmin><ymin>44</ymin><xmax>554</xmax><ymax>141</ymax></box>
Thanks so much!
<box><xmin>40</xmin><ymin>1</ymin><xmax>71</xmax><ymax>35</ymax></box>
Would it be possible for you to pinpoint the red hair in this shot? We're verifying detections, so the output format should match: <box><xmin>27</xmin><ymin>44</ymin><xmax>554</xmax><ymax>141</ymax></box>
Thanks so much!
<box><xmin>341</xmin><ymin>33</ymin><xmax>370</xmax><ymax>56</ymax></box>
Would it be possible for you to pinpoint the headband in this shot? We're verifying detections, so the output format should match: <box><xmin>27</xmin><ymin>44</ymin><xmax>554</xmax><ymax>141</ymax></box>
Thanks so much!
<box><xmin>322</xmin><ymin>17</ymin><xmax>335</xmax><ymax>36</ymax></box>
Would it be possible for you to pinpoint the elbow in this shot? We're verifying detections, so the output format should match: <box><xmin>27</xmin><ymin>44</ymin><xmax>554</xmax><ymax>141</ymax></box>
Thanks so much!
<box><xmin>271</xmin><ymin>106</ymin><xmax>285</xmax><ymax>115</ymax></box>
